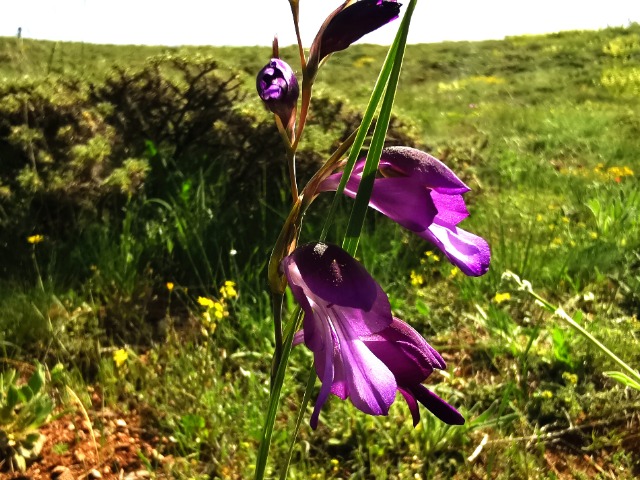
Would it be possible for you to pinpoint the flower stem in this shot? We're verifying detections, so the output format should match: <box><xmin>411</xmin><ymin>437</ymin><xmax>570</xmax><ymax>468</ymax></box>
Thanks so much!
<box><xmin>270</xmin><ymin>292</ymin><xmax>285</xmax><ymax>388</ymax></box>
<box><xmin>255</xmin><ymin>307</ymin><xmax>303</xmax><ymax>480</ymax></box>
<box><xmin>292</xmin><ymin>79</ymin><xmax>311</xmax><ymax>152</ymax></box>
<box><xmin>504</xmin><ymin>270</ymin><xmax>640</xmax><ymax>386</ymax></box>
<box><xmin>288</xmin><ymin>0</ymin><xmax>307</xmax><ymax>71</ymax></box>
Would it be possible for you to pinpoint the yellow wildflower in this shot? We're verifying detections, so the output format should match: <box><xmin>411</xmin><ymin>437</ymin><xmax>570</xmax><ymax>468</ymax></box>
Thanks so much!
<box><xmin>540</xmin><ymin>390</ymin><xmax>554</xmax><ymax>399</ymax></box>
<box><xmin>197</xmin><ymin>296</ymin><xmax>215</xmax><ymax>309</ymax></box>
<box><xmin>27</xmin><ymin>234</ymin><xmax>44</xmax><ymax>244</ymax></box>
<box><xmin>213</xmin><ymin>301</ymin><xmax>226</xmax><ymax>319</ymax></box>
<box><xmin>219</xmin><ymin>280</ymin><xmax>238</xmax><ymax>299</ymax></box>
<box><xmin>562</xmin><ymin>372</ymin><xmax>578</xmax><ymax>385</ymax></box>
<box><xmin>424</xmin><ymin>251</ymin><xmax>440</xmax><ymax>262</ymax></box>
<box><xmin>589</xmin><ymin>231</ymin><xmax>598</xmax><ymax>239</ymax></box>
<box><xmin>410</xmin><ymin>270</ymin><xmax>424</xmax><ymax>287</ymax></box>
<box><xmin>166</xmin><ymin>282</ymin><xmax>174</xmax><ymax>292</ymax></box>
<box><xmin>449</xmin><ymin>267</ymin><xmax>460</xmax><ymax>279</ymax></box>
<box><xmin>493</xmin><ymin>292</ymin><xmax>511</xmax><ymax>304</ymax></box>
<box><xmin>113</xmin><ymin>348</ymin><xmax>128</xmax><ymax>368</ymax></box>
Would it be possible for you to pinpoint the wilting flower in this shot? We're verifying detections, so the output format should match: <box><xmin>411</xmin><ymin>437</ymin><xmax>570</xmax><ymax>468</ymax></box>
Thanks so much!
<box><xmin>319</xmin><ymin>147</ymin><xmax>490</xmax><ymax>276</ymax></box>
<box><xmin>282</xmin><ymin>242</ymin><xmax>463</xmax><ymax>429</ymax></box>
<box><xmin>256</xmin><ymin>58</ymin><xmax>299</xmax><ymax>130</ymax></box>
<box><xmin>307</xmin><ymin>0</ymin><xmax>402</xmax><ymax>79</ymax></box>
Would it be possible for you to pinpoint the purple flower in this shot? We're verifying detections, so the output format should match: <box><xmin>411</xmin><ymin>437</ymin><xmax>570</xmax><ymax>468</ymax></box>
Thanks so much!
<box><xmin>319</xmin><ymin>146</ymin><xmax>491</xmax><ymax>276</ymax></box>
<box><xmin>307</xmin><ymin>1</ymin><xmax>402</xmax><ymax>79</ymax></box>
<box><xmin>282</xmin><ymin>242</ymin><xmax>464</xmax><ymax>429</ymax></box>
<box><xmin>256</xmin><ymin>58</ymin><xmax>299</xmax><ymax>129</ymax></box>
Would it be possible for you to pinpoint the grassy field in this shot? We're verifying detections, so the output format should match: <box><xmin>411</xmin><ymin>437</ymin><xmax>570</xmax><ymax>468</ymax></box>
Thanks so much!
<box><xmin>0</xmin><ymin>22</ymin><xmax>639</xmax><ymax>479</ymax></box>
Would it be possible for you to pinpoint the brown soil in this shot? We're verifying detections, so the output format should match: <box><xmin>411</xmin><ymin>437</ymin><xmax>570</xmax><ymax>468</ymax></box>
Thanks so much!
<box><xmin>4</xmin><ymin>408</ymin><xmax>168</xmax><ymax>480</ymax></box>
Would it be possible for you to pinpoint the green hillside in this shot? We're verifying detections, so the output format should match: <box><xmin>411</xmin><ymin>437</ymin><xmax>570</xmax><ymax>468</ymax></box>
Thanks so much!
<box><xmin>0</xmin><ymin>23</ymin><xmax>639</xmax><ymax>479</ymax></box>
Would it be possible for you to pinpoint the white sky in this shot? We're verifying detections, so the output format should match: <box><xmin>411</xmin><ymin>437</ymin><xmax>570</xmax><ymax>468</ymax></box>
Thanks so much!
<box><xmin>1</xmin><ymin>0</ymin><xmax>639</xmax><ymax>46</ymax></box>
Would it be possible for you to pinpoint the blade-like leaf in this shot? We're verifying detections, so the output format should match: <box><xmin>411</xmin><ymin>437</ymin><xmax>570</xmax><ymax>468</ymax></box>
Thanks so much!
<box><xmin>603</xmin><ymin>370</ymin><xmax>640</xmax><ymax>391</ymax></box>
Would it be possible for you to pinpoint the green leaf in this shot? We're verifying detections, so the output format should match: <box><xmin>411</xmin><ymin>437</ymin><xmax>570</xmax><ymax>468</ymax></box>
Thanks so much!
<box><xmin>342</xmin><ymin>0</ymin><xmax>418</xmax><ymax>255</ymax></box>
<box><xmin>7</xmin><ymin>385</ymin><xmax>21</xmax><ymax>410</ymax></box>
<box><xmin>603</xmin><ymin>371</ymin><xmax>640</xmax><ymax>391</ymax></box>
<box><xmin>27</xmin><ymin>366</ymin><xmax>45</xmax><ymax>395</ymax></box>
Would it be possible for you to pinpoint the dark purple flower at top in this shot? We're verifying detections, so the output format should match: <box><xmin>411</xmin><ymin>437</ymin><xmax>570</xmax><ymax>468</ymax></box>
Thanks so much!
<box><xmin>319</xmin><ymin>147</ymin><xmax>491</xmax><ymax>276</ymax></box>
<box><xmin>307</xmin><ymin>0</ymin><xmax>402</xmax><ymax>79</ymax></box>
<box><xmin>256</xmin><ymin>58</ymin><xmax>299</xmax><ymax>130</ymax></box>
<box><xmin>283</xmin><ymin>242</ymin><xmax>463</xmax><ymax>429</ymax></box>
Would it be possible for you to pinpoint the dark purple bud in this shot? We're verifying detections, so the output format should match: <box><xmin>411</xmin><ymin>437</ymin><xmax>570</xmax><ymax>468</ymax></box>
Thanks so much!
<box><xmin>256</xmin><ymin>58</ymin><xmax>299</xmax><ymax>129</ymax></box>
<box><xmin>307</xmin><ymin>0</ymin><xmax>402</xmax><ymax>78</ymax></box>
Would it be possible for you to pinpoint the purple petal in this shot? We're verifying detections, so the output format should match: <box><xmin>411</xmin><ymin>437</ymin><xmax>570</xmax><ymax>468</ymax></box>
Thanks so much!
<box><xmin>332</xmin><ymin>330</ymin><xmax>397</xmax><ymax>416</ymax></box>
<box><xmin>399</xmin><ymin>387</ymin><xmax>421</xmax><ymax>426</ymax></box>
<box><xmin>430</xmin><ymin>190</ymin><xmax>469</xmax><ymax>226</ymax></box>
<box><xmin>363</xmin><ymin>317</ymin><xmax>446</xmax><ymax>385</ymax></box>
<box><xmin>362</xmin><ymin>177</ymin><xmax>438</xmax><ymax>232</ymax></box>
<box><xmin>286</xmin><ymin>242</ymin><xmax>379</xmax><ymax>310</ymax></box>
<box><xmin>310</xmin><ymin>319</ymin><xmax>337</xmax><ymax>430</ymax></box>
<box><xmin>411</xmin><ymin>384</ymin><xmax>465</xmax><ymax>425</ymax></box>
<box><xmin>419</xmin><ymin>222</ymin><xmax>491</xmax><ymax>276</ymax></box>
<box><xmin>380</xmin><ymin>147</ymin><xmax>470</xmax><ymax>195</ymax></box>
<box><xmin>310</xmin><ymin>0</ymin><xmax>401</xmax><ymax>63</ymax></box>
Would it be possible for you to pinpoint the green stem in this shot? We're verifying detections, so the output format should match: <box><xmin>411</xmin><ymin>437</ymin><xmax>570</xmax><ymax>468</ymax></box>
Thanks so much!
<box><xmin>254</xmin><ymin>308</ymin><xmax>303</xmax><ymax>480</ymax></box>
<box><xmin>550</xmin><ymin>301</ymin><xmax>640</xmax><ymax>384</ymax></box>
<box><xmin>270</xmin><ymin>292</ymin><xmax>285</xmax><ymax>388</ymax></box>
<box><xmin>342</xmin><ymin>0</ymin><xmax>417</xmax><ymax>255</ymax></box>
<box><xmin>279</xmin><ymin>364</ymin><xmax>316</xmax><ymax>480</ymax></box>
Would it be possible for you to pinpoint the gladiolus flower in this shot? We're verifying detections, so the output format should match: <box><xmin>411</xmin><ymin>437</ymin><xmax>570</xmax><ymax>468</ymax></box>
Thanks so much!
<box><xmin>282</xmin><ymin>242</ymin><xmax>463</xmax><ymax>429</ymax></box>
<box><xmin>256</xmin><ymin>58</ymin><xmax>299</xmax><ymax>130</ymax></box>
<box><xmin>319</xmin><ymin>146</ymin><xmax>491</xmax><ymax>276</ymax></box>
<box><xmin>307</xmin><ymin>0</ymin><xmax>402</xmax><ymax>79</ymax></box>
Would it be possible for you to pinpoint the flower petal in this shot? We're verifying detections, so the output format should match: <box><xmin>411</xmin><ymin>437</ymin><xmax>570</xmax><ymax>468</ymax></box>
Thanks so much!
<box><xmin>287</xmin><ymin>242</ymin><xmax>378</xmax><ymax>310</ymax></box>
<box><xmin>410</xmin><ymin>384</ymin><xmax>465</xmax><ymax>425</ymax></box>
<box><xmin>419</xmin><ymin>222</ymin><xmax>491</xmax><ymax>276</ymax></box>
<box><xmin>379</xmin><ymin>147</ymin><xmax>470</xmax><ymax>195</ymax></box>
<box><xmin>363</xmin><ymin>317</ymin><xmax>446</xmax><ymax>385</ymax></box>
<box><xmin>331</xmin><ymin>314</ymin><xmax>397</xmax><ymax>416</ymax></box>
<box><xmin>430</xmin><ymin>190</ymin><xmax>469</xmax><ymax>226</ymax></box>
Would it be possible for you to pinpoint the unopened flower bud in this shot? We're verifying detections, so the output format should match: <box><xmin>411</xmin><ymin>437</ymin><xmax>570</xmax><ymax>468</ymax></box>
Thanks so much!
<box><xmin>307</xmin><ymin>0</ymin><xmax>402</xmax><ymax>80</ymax></box>
<box><xmin>256</xmin><ymin>58</ymin><xmax>299</xmax><ymax>131</ymax></box>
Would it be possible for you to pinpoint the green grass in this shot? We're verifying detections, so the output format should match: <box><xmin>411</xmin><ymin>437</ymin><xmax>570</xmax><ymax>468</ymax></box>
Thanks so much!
<box><xmin>1</xmin><ymin>23</ymin><xmax>640</xmax><ymax>478</ymax></box>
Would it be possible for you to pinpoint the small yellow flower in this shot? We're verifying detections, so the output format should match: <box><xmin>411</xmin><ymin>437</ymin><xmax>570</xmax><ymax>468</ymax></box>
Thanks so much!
<box><xmin>589</xmin><ymin>231</ymin><xmax>598</xmax><ymax>239</ymax></box>
<box><xmin>27</xmin><ymin>234</ymin><xmax>44</xmax><ymax>244</ymax></box>
<box><xmin>493</xmin><ymin>292</ymin><xmax>511</xmax><ymax>304</ymax></box>
<box><xmin>562</xmin><ymin>372</ymin><xmax>578</xmax><ymax>385</ymax></box>
<box><xmin>561</xmin><ymin>216</ymin><xmax>570</xmax><ymax>224</ymax></box>
<box><xmin>410</xmin><ymin>270</ymin><xmax>424</xmax><ymax>287</ymax></box>
<box><xmin>536</xmin><ymin>214</ymin><xmax>544</xmax><ymax>222</ymax></box>
<box><xmin>166</xmin><ymin>282</ymin><xmax>174</xmax><ymax>292</ymax></box>
<box><xmin>449</xmin><ymin>267</ymin><xmax>460</xmax><ymax>279</ymax></box>
<box><xmin>219</xmin><ymin>280</ymin><xmax>238</xmax><ymax>299</ymax></box>
<box><xmin>113</xmin><ymin>348</ymin><xmax>128</xmax><ymax>368</ymax></box>
<box><xmin>540</xmin><ymin>390</ymin><xmax>554</xmax><ymax>399</ymax></box>
<box><xmin>424</xmin><ymin>251</ymin><xmax>439</xmax><ymax>261</ymax></box>
<box><xmin>198</xmin><ymin>296</ymin><xmax>215</xmax><ymax>309</ymax></box>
